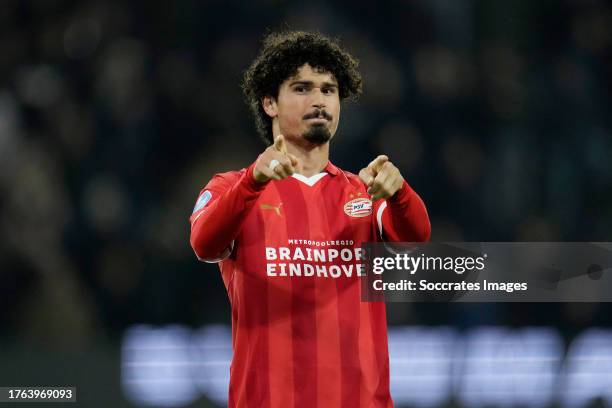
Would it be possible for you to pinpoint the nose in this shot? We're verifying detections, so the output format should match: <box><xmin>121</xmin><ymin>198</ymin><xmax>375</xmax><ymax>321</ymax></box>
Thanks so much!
<box><xmin>311</xmin><ymin>87</ymin><xmax>326</xmax><ymax>109</ymax></box>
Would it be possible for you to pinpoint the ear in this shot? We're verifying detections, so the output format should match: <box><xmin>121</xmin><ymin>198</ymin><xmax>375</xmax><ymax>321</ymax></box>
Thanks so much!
<box><xmin>262</xmin><ymin>96</ymin><xmax>278</xmax><ymax>118</ymax></box>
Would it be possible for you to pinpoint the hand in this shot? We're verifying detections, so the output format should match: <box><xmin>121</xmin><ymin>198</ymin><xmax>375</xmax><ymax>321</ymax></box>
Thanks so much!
<box><xmin>358</xmin><ymin>155</ymin><xmax>404</xmax><ymax>200</ymax></box>
<box><xmin>252</xmin><ymin>135</ymin><xmax>299</xmax><ymax>183</ymax></box>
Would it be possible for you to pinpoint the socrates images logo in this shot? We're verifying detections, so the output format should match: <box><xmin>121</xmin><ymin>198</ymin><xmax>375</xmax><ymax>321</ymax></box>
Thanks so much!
<box><xmin>344</xmin><ymin>198</ymin><xmax>372</xmax><ymax>217</ymax></box>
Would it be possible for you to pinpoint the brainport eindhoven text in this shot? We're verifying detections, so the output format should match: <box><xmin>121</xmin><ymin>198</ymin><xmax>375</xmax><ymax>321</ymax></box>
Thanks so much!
<box><xmin>265</xmin><ymin>245</ymin><xmax>367</xmax><ymax>277</ymax></box>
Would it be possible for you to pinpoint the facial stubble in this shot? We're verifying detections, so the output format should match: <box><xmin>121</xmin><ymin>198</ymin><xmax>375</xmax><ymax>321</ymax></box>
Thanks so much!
<box><xmin>303</xmin><ymin>123</ymin><xmax>332</xmax><ymax>145</ymax></box>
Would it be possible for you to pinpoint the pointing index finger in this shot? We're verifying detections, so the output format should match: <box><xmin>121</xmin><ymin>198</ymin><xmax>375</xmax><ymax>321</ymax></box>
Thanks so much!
<box><xmin>273</xmin><ymin>134</ymin><xmax>287</xmax><ymax>155</ymax></box>
<box><xmin>368</xmin><ymin>155</ymin><xmax>389</xmax><ymax>174</ymax></box>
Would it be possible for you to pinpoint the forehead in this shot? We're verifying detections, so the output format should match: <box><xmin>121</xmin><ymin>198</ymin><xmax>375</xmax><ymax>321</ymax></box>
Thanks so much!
<box><xmin>285</xmin><ymin>64</ymin><xmax>338</xmax><ymax>85</ymax></box>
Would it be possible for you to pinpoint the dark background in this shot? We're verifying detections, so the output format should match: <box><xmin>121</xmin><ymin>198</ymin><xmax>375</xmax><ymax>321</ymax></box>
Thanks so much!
<box><xmin>1</xmin><ymin>0</ymin><xmax>611</xmax><ymax>406</ymax></box>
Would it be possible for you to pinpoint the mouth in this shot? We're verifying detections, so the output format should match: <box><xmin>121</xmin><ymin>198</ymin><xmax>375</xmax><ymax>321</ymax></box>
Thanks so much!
<box><xmin>305</xmin><ymin>117</ymin><xmax>329</xmax><ymax>124</ymax></box>
<box><xmin>303</xmin><ymin>109</ymin><xmax>332</xmax><ymax>122</ymax></box>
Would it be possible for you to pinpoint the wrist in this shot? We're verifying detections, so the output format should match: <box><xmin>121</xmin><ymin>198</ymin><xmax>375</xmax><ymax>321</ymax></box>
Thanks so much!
<box><xmin>245</xmin><ymin>162</ymin><xmax>269</xmax><ymax>190</ymax></box>
<box><xmin>388</xmin><ymin>180</ymin><xmax>411</xmax><ymax>202</ymax></box>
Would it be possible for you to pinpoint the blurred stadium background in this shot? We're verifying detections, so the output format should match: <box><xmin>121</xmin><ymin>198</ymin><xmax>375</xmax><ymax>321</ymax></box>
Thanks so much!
<box><xmin>1</xmin><ymin>0</ymin><xmax>612</xmax><ymax>407</ymax></box>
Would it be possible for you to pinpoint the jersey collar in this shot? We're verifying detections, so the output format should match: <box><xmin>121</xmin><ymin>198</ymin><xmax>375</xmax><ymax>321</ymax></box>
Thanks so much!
<box><xmin>290</xmin><ymin>161</ymin><xmax>338</xmax><ymax>187</ymax></box>
<box><xmin>324</xmin><ymin>161</ymin><xmax>341</xmax><ymax>176</ymax></box>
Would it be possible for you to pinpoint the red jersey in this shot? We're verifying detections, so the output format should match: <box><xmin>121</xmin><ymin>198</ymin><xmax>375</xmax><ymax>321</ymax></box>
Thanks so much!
<box><xmin>189</xmin><ymin>161</ymin><xmax>430</xmax><ymax>408</ymax></box>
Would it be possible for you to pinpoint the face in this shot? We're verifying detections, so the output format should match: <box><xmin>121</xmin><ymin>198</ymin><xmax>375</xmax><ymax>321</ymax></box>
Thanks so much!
<box><xmin>263</xmin><ymin>64</ymin><xmax>341</xmax><ymax>145</ymax></box>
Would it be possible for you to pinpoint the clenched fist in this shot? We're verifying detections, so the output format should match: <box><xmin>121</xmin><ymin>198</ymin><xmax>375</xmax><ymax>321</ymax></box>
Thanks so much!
<box><xmin>253</xmin><ymin>135</ymin><xmax>300</xmax><ymax>183</ymax></box>
<box><xmin>359</xmin><ymin>155</ymin><xmax>404</xmax><ymax>200</ymax></box>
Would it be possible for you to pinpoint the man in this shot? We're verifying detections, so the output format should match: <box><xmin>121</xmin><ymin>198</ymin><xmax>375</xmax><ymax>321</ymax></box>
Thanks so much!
<box><xmin>190</xmin><ymin>31</ymin><xmax>430</xmax><ymax>408</ymax></box>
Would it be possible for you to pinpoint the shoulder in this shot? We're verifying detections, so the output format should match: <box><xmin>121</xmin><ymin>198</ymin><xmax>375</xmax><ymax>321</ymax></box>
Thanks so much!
<box><xmin>204</xmin><ymin>168</ymin><xmax>247</xmax><ymax>190</ymax></box>
<box><xmin>335</xmin><ymin>167</ymin><xmax>365</xmax><ymax>189</ymax></box>
<box><xmin>213</xmin><ymin>168</ymin><xmax>246</xmax><ymax>182</ymax></box>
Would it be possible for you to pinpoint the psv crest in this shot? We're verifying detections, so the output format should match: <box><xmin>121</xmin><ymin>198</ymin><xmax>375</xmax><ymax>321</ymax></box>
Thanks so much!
<box><xmin>344</xmin><ymin>197</ymin><xmax>372</xmax><ymax>217</ymax></box>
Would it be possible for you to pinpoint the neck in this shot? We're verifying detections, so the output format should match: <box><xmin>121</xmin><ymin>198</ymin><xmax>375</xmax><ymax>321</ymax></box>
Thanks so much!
<box><xmin>273</xmin><ymin>132</ymin><xmax>329</xmax><ymax>177</ymax></box>
<box><xmin>287</xmin><ymin>141</ymin><xmax>329</xmax><ymax>177</ymax></box>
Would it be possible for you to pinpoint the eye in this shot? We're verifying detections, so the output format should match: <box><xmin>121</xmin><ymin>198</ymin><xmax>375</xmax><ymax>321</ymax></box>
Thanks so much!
<box><xmin>294</xmin><ymin>86</ymin><xmax>307</xmax><ymax>93</ymax></box>
<box><xmin>322</xmin><ymin>87</ymin><xmax>337</xmax><ymax>95</ymax></box>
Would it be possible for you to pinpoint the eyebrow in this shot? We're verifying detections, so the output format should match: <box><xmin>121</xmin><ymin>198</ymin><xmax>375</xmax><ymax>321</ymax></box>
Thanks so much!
<box><xmin>289</xmin><ymin>80</ymin><xmax>338</xmax><ymax>88</ymax></box>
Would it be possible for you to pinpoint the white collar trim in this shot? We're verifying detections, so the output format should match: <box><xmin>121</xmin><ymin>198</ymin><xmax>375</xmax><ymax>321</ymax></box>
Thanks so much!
<box><xmin>291</xmin><ymin>172</ymin><xmax>328</xmax><ymax>187</ymax></box>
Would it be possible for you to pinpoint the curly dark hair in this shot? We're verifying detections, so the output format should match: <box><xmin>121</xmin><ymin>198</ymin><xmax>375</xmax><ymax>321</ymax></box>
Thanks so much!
<box><xmin>242</xmin><ymin>31</ymin><xmax>362</xmax><ymax>144</ymax></box>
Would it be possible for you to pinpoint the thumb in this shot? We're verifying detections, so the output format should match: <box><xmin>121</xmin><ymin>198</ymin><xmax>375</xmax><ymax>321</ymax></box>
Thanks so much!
<box><xmin>287</xmin><ymin>153</ymin><xmax>299</xmax><ymax>167</ymax></box>
<box><xmin>273</xmin><ymin>134</ymin><xmax>287</xmax><ymax>154</ymax></box>
<box><xmin>359</xmin><ymin>167</ymin><xmax>376</xmax><ymax>186</ymax></box>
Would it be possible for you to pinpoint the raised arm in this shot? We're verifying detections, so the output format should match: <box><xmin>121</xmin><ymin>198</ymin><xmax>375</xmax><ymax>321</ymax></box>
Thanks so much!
<box><xmin>189</xmin><ymin>166</ymin><xmax>264</xmax><ymax>261</ymax></box>
<box><xmin>359</xmin><ymin>155</ymin><xmax>431</xmax><ymax>243</ymax></box>
<box><xmin>376</xmin><ymin>181</ymin><xmax>431</xmax><ymax>242</ymax></box>
<box><xmin>189</xmin><ymin>135</ymin><xmax>298</xmax><ymax>261</ymax></box>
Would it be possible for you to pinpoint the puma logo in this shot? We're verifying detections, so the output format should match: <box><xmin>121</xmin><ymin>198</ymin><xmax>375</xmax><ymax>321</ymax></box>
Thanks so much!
<box><xmin>260</xmin><ymin>203</ymin><xmax>283</xmax><ymax>216</ymax></box>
